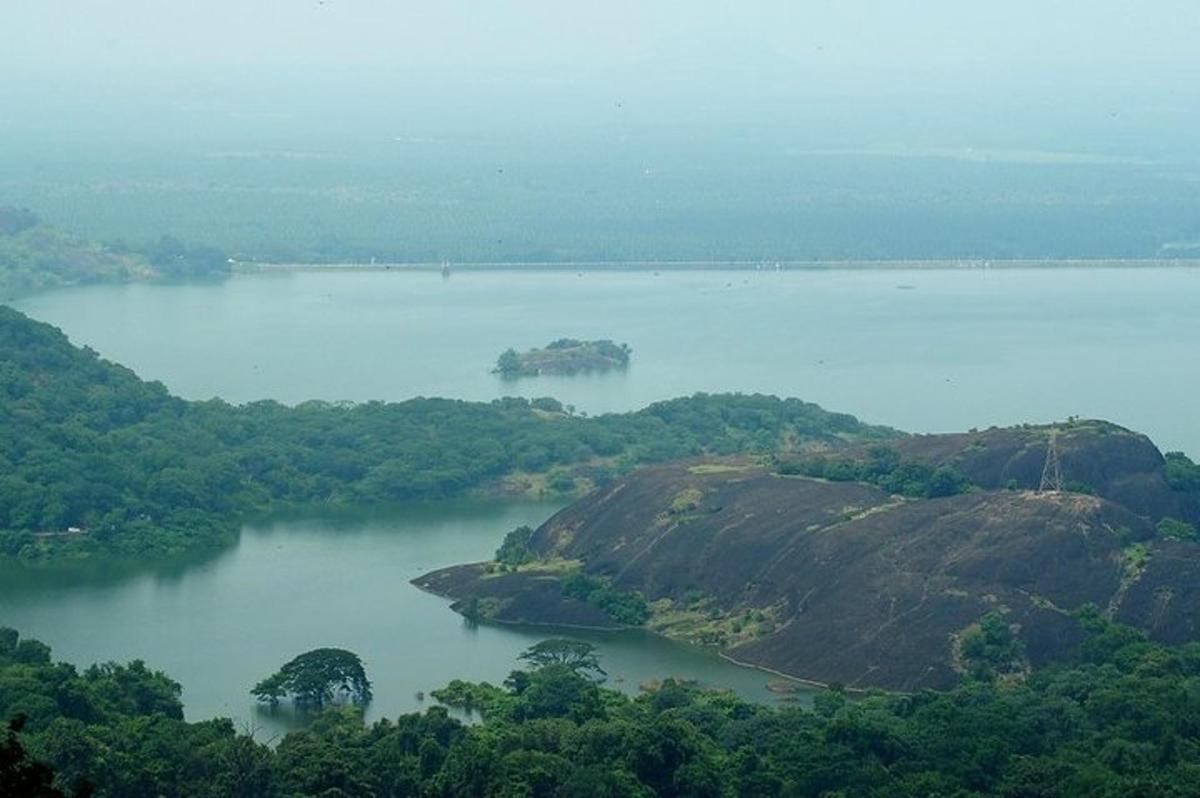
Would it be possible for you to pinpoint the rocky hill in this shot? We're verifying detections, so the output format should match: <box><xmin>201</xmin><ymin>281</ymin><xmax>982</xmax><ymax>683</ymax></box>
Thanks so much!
<box><xmin>839</xmin><ymin>421</ymin><xmax>1194</xmax><ymax>519</ymax></box>
<box><xmin>417</xmin><ymin>424</ymin><xmax>1200</xmax><ymax>691</ymax></box>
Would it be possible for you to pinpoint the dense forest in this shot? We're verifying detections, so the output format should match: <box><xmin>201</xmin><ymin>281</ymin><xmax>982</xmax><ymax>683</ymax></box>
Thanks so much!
<box><xmin>0</xmin><ymin>307</ymin><xmax>891</xmax><ymax>559</ymax></box>
<box><xmin>0</xmin><ymin>207</ymin><xmax>229</xmax><ymax>299</ymax></box>
<box><xmin>4</xmin><ymin>611</ymin><xmax>1200</xmax><ymax>797</ymax></box>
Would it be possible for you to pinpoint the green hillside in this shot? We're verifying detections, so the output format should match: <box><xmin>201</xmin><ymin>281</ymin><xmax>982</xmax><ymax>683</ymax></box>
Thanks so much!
<box><xmin>0</xmin><ymin>306</ymin><xmax>890</xmax><ymax>560</ymax></box>
<box><xmin>0</xmin><ymin>207</ymin><xmax>230</xmax><ymax>299</ymax></box>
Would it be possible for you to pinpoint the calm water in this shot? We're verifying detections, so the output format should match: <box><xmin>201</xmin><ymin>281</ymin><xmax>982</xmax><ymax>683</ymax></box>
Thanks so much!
<box><xmin>14</xmin><ymin>266</ymin><xmax>1200</xmax><ymax>456</ymax></box>
<box><xmin>5</xmin><ymin>266</ymin><xmax>1199</xmax><ymax>733</ymax></box>
<box><xmin>0</xmin><ymin>502</ymin><xmax>800</xmax><ymax>738</ymax></box>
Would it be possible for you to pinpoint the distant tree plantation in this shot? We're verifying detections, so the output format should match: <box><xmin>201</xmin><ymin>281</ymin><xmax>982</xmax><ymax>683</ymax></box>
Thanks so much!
<box><xmin>6</xmin><ymin>136</ymin><xmax>1199</xmax><ymax>263</ymax></box>
<box><xmin>4</xmin><ymin>615</ymin><xmax>1200</xmax><ymax>797</ymax></box>
<box><xmin>0</xmin><ymin>307</ymin><xmax>891</xmax><ymax>560</ymax></box>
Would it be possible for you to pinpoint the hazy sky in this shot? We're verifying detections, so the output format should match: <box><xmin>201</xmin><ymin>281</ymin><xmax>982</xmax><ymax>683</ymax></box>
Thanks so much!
<box><xmin>3</xmin><ymin>1</ymin><xmax>1198</xmax><ymax>154</ymax></box>
<box><xmin>2</xmin><ymin>1</ymin><xmax>1198</xmax><ymax>257</ymax></box>
<box><xmin>6</xmin><ymin>0</ymin><xmax>1197</xmax><ymax>78</ymax></box>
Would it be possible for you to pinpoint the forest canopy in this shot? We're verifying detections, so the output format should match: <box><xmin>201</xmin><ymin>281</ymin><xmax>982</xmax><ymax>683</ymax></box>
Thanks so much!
<box><xmin>0</xmin><ymin>307</ymin><xmax>892</xmax><ymax>560</ymax></box>
<box><xmin>4</xmin><ymin>613</ymin><xmax>1200</xmax><ymax>797</ymax></box>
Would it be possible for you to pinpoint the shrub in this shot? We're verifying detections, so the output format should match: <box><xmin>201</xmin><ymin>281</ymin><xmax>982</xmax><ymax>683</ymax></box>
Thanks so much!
<box><xmin>1157</xmin><ymin>517</ymin><xmax>1198</xmax><ymax>542</ymax></box>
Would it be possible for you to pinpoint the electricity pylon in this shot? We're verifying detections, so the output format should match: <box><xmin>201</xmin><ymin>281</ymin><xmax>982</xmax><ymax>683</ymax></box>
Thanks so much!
<box><xmin>1038</xmin><ymin>430</ymin><xmax>1064</xmax><ymax>493</ymax></box>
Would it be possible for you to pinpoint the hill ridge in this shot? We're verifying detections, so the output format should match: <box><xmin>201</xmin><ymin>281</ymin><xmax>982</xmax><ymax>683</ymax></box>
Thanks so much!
<box><xmin>418</xmin><ymin>429</ymin><xmax>1200</xmax><ymax>690</ymax></box>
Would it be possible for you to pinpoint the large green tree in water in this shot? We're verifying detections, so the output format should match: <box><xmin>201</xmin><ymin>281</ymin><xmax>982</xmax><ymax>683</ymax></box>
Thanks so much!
<box><xmin>252</xmin><ymin>649</ymin><xmax>372</xmax><ymax>707</ymax></box>
<box><xmin>518</xmin><ymin>639</ymin><xmax>606</xmax><ymax>679</ymax></box>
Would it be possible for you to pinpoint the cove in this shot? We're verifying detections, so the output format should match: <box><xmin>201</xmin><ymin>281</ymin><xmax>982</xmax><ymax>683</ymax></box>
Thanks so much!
<box><xmin>0</xmin><ymin>500</ymin><xmax>808</xmax><ymax>739</ymax></box>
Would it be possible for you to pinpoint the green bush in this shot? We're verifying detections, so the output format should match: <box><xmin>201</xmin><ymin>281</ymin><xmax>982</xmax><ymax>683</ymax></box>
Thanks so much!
<box><xmin>495</xmin><ymin>526</ymin><xmax>537</xmax><ymax>566</ymax></box>
<box><xmin>1164</xmin><ymin>452</ymin><xmax>1200</xmax><ymax>492</ymax></box>
<box><xmin>959</xmin><ymin>611</ymin><xmax>1026</xmax><ymax>680</ymax></box>
<box><xmin>561</xmin><ymin>572</ymin><xmax>650</xmax><ymax>625</ymax></box>
<box><xmin>779</xmin><ymin>447</ymin><xmax>972</xmax><ymax>499</ymax></box>
<box><xmin>1157</xmin><ymin>517</ymin><xmax>1199</xmax><ymax>541</ymax></box>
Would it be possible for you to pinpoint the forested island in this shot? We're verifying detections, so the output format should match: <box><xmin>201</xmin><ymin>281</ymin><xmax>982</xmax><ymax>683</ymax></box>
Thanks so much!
<box><xmin>0</xmin><ymin>307</ymin><xmax>888</xmax><ymax>560</ymax></box>
<box><xmin>494</xmin><ymin>339</ymin><xmax>631</xmax><ymax>378</ymax></box>
<box><xmin>0</xmin><ymin>207</ymin><xmax>229</xmax><ymax>299</ymax></box>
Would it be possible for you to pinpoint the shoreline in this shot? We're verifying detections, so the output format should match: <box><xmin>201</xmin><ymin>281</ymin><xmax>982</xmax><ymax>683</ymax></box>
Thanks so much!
<box><xmin>409</xmin><ymin>570</ymin><xmax>627</xmax><ymax>634</ymax></box>
<box><xmin>237</xmin><ymin>257</ymin><xmax>1200</xmax><ymax>273</ymax></box>
<box><xmin>413</xmin><ymin>570</ymin><xmax>827</xmax><ymax>694</ymax></box>
<box><xmin>717</xmin><ymin>651</ymin><xmax>862</xmax><ymax>694</ymax></box>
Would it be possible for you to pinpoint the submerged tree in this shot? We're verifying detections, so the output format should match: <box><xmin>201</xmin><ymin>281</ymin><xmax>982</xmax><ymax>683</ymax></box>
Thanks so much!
<box><xmin>494</xmin><ymin>348</ymin><xmax>522</xmax><ymax>376</ymax></box>
<box><xmin>251</xmin><ymin>648</ymin><xmax>372</xmax><ymax>707</ymax></box>
<box><xmin>518</xmin><ymin>639</ymin><xmax>606</xmax><ymax>680</ymax></box>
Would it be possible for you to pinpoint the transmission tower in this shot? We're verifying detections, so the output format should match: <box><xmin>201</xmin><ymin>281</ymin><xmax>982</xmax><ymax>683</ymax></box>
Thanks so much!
<box><xmin>1038</xmin><ymin>430</ymin><xmax>1063</xmax><ymax>493</ymax></box>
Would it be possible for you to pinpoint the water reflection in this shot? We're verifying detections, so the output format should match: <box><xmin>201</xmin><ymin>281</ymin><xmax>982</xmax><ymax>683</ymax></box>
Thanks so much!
<box><xmin>0</xmin><ymin>544</ymin><xmax>234</xmax><ymax>596</ymax></box>
<box><xmin>0</xmin><ymin>500</ymin><xmax>806</xmax><ymax>740</ymax></box>
<box><xmin>16</xmin><ymin>267</ymin><xmax>1200</xmax><ymax>456</ymax></box>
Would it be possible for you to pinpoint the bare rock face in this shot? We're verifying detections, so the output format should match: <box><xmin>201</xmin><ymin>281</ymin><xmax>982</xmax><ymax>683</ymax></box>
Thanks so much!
<box><xmin>1114</xmin><ymin>542</ymin><xmax>1200</xmax><ymax>643</ymax></box>
<box><xmin>876</xmin><ymin>421</ymin><xmax>1186</xmax><ymax>520</ymax></box>
<box><xmin>419</xmin><ymin>422</ymin><xmax>1200</xmax><ymax>691</ymax></box>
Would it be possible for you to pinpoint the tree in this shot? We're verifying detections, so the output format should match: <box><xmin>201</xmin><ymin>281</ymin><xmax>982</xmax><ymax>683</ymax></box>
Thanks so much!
<box><xmin>1164</xmin><ymin>451</ymin><xmax>1200</xmax><ymax>492</ymax></box>
<box><xmin>0</xmin><ymin>714</ymin><xmax>68</xmax><ymax>798</ymax></box>
<box><xmin>1157</xmin><ymin>517</ymin><xmax>1198</xmax><ymax>541</ymax></box>
<box><xmin>959</xmin><ymin>611</ymin><xmax>1026</xmax><ymax>680</ymax></box>
<box><xmin>927</xmin><ymin>465</ymin><xmax>971</xmax><ymax>498</ymax></box>
<box><xmin>494</xmin><ymin>348</ymin><xmax>522</xmax><ymax>376</ymax></box>
<box><xmin>518</xmin><ymin>640</ymin><xmax>605</xmax><ymax>679</ymax></box>
<box><xmin>145</xmin><ymin>235</ymin><xmax>229</xmax><ymax>277</ymax></box>
<box><xmin>251</xmin><ymin>648</ymin><xmax>372</xmax><ymax>707</ymax></box>
<box><xmin>512</xmin><ymin>665</ymin><xmax>605</xmax><ymax>721</ymax></box>
<box><xmin>0</xmin><ymin>206</ymin><xmax>39</xmax><ymax>236</ymax></box>
<box><xmin>495</xmin><ymin>525</ymin><xmax>536</xmax><ymax>566</ymax></box>
<box><xmin>561</xmin><ymin>573</ymin><xmax>649</xmax><ymax>625</ymax></box>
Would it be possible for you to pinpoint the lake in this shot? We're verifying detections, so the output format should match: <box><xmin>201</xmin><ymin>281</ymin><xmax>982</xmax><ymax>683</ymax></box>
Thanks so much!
<box><xmin>6</xmin><ymin>265</ymin><xmax>1200</xmax><ymax>733</ymax></box>
<box><xmin>0</xmin><ymin>501</ymin><xmax>800</xmax><ymax>738</ymax></box>
<box><xmin>14</xmin><ymin>265</ymin><xmax>1200</xmax><ymax>456</ymax></box>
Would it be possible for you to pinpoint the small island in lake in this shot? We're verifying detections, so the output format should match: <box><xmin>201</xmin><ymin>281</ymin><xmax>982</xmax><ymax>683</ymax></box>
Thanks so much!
<box><xmin>494</xmin><ymin>338</ymin><xmax>631</xmax><ymax>377</ymax></box>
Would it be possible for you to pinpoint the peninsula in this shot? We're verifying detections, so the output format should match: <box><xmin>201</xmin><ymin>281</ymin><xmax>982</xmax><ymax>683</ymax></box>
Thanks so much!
<box><xmin>416</xmin><ymin>423</ymin><xmax>1200</xmax><ymax>691</ymax></box>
